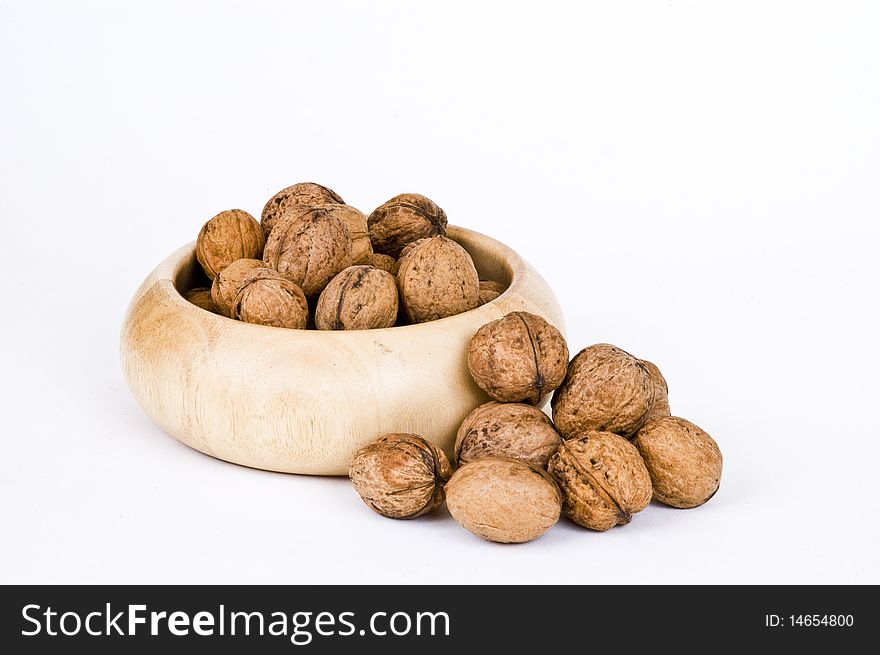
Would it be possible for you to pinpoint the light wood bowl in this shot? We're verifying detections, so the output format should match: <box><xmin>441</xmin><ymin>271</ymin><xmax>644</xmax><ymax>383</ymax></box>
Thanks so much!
<box><xmin>120</xmin><ymin>226</ymin><xmax>565</xmax><ymax>475</ymax></box>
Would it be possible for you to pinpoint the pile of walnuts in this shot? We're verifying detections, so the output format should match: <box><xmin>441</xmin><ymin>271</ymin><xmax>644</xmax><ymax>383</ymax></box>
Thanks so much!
<box><xmin>183</xmin><ymin>182</ymin><xmax>504</xmax><ymax>329</ymax></box>
<box><xmin>350</xmin><ymin>311</ymin><xmax>723</xmax><ymax>543</ymax></box>
<box><xmin>182</xmin><ymin>181</ymin><xmax>722</xmax><ymax>544</ymax></box>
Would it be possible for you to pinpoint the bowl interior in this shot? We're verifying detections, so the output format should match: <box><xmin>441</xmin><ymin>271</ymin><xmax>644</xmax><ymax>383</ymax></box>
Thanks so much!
<box><xmin>172</xmin><ymin>228</ymin><xmax>514</xmax><ymax>319</ymax></box>
<box><xmin>175</xmin><ymin>253</ymin><xmax>212</xmax><ymax>293</ymax></box>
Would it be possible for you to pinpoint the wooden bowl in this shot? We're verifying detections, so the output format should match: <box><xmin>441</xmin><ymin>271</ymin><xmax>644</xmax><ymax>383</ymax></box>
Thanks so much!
<box><xmin>120</xmin><ymin>226</ymin><xmax>565</xmax><ymax>475</ymax></box>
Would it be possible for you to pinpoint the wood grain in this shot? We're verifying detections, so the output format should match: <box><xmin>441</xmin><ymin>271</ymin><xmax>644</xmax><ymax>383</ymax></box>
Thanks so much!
<box><xmin>120</xmin><ymin>226</ymin><xmax>565</xmax><ymax>475</ymax></box>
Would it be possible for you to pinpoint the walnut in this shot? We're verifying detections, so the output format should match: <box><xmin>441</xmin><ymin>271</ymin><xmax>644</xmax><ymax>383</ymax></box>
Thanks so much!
<box><xmin>397</xmin><ymin>237</ymin><xmax>429</xmax><ymax>261</ymax></box>
<box><xmin>263</xmin><ymin>207</ymin><xmax>353</xmax><ymax>297</ymax></box>
<box><xmin>368</xmin><ymin>193</ymin><xmax>448</xmax><ymax>257</ymax></box>
<box><xmin>633</xmin><ymin>417</ymin><xmax>722</xmax><ymax>508</ymax></box>
<box><xmin>349</xmin><ymin>434</ymin><xmax>451</xmax><ymax>519</ymax></box>
<box><xmin>478</xmin><ymin>279</ymin><xmax>506</xmax><ymax>305</ymax></box>
<box><xmin>183</xmin><ymin>287</ymin><xmax>218</xmax><ymax>313</ymax></box>
<box><xmin>445</xmin><ymin>457</ymin><xmax>561</xmax><ymax>543</ymax></box>
<box><xmin>551</xmin><ymin>344</ymin><xmax>654</xmax><ymax>439</ymax></box>
<box><xmin>641</xmin><ymin>359</ymin><xmax>671</xmax><ymax>423</ymax></box>
<box><xmin>210</xmin><ymin>258</ymin><xmax>264</xmax><ymax>318</ymax></box>
<box><xmin>467</xmin><ymin>312</ymin><xmax>569</xmax><ymax>405</ymax></box>
<box><xmin>196</xmin><ymin>209</ymin><xmax>265</xmax><ymax>280</ymax></box>
<box><xmin>367</xmin><ymin>253</ymin><xmax>398</xmax><ymax>275</ymax></box>
<box><xmin>455</xmin><ymin>401</ymin><xmax>562</xmax><ymax>470</ymax></box>
<box><xmin>233</xmin><ymin>267</ymin><xmax>308</xmax><ymax>329</ymax></box>
<box><xmin>260</xmin><ymin>182</ymin><xmax>344</xmax><ymax>237</ymax></box>
<box><xmin>548</xmin><ymin>431</ymin><xmax>652</xmax><ymax>531</ymax></box>
<box><xmin>315</xmin><ymin>265</ymin><xmax>398</xmax><ymax>330</ymax></box>
<box><xmin>396</xmin><ymin>236</ymin><xmax>479</xmax><ymax>323</ymax></box>
<box><xmin>322</xmin><ymin>204</ymin><xmax>373</xmax><ymax>265</ymax></box>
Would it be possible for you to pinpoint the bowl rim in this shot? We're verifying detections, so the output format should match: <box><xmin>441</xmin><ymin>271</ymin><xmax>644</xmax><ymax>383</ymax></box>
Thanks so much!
<box><xmin>151</xmin><ymin>225</ymin><xmax>529</xmax><ymax>337</ymax></box>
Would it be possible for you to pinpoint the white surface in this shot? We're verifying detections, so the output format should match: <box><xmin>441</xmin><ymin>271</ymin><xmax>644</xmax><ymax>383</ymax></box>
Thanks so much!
<box><xmin>1</xmin><ymin>0</ymin><xmax>878</xmax><ymax>584</ymax></box>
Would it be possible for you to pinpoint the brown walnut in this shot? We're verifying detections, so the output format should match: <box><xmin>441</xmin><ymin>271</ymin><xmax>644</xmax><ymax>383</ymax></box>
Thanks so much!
<box><xmin>455</xmin><ymin>401</ymin><xmax>562</xmax><ymax>470</ymax></box>
<box><xmin>397</xmin><ymin>236</ymin><xmax>480</xmax><ymax>323</ymax></box>
<box><xmin>445</xmin><ymin>457</ymin><xmax>561</xmax><ymax>544</ymax></box>
<box><xmin>367</xmin><ymin>253</ymin><xmax>399</xmax><ymax>275</ymax></box>
<box><xmin>315</xmin><ymin>265</ymin><xmax>398</xmax><ymax>330</ymax></box>
<box><xmin>548</xmin><ymin>431</ymin><xmax>652</xmax><ymax>531</ymax></box>
<box><xmin>233</xmin><ymin>267</ymin><xmax>308</xmax><ymax>329</ymax></box>
<box><xmin>196</xmin><ymin>209</ymin><xmax>265</xmax><ymax>280</ymax></box>
<box><xmin>349</xmin><ymin>433</ymin><xmax>452</xmax><ymax>519</ymax></box>
<box><xmin>260</xmin><ymin>182</ymin><xmax>344</xmax><ymax>237</ymax></box>
<box><xmin>633</xmin><ymin>416</ymin><xmax>722</xmax><ymax>509</ymax></box>
<box><xmin>551</xmin><ymin>343</ymin><xmax>655</xmax><ymax>438</ymax></box>
<box><xmin>210</xmin><ymin>258</ymin><xmax>264</xmax><ymax>318</ymax></box>
<box><xmin>183</xmin><ymin>287</ymin><xmax>218</xmax><ymax>314</ymax></box>
<box><xmin>397</xmin><ymin>237</ymin><xmax>430</xmax><ymax>261</ymax></box>
<box><xmin>323</xmin><ymin>204</ymin><xmax>373</xmax><ymax>265</ymax></box>
<box><xmin>467</xmin><ymin>311</ymin><xmax>569</xmax><ymax>405</ymax></box>
<box><xmin>478</xmin><ymin>279</ymin><xmax>506</xmax><ymax>305</ymax></box>
<box><xmin>368</xmin><ymin>193</ymin><xmax>448</xmax><ymax>257</ymax></box>
<box><xmin>641</xmin><ymin>359</ymin><xmax>671</xmax><ymax>423</ymax></box>
<box><xmin>263</xmin><ymin>207</ymin><xmax>353</xmax><ymax>297</ymax></box>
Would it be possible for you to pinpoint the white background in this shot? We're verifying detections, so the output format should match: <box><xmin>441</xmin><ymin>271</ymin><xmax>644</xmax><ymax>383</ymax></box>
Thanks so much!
<box><xmin>2</xmin><ymin>1</ymin><xmax>878</xmax><ymax>584</ymax></box>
